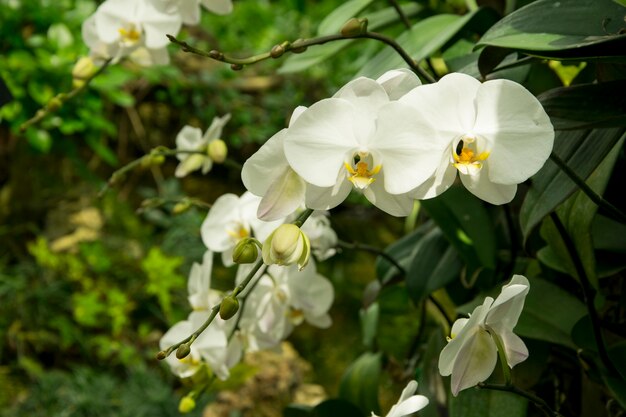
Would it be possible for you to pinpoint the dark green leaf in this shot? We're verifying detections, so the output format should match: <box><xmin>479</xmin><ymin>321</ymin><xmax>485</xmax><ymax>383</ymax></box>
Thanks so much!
<box><xmin>515</xmin><ymin>277</ymin><xmax>586</xmax><ymax>348</ymax></box>
<box><xmin>538</xmin><ymin>81</ymin><xmax>626</xmax><ymax>130</ymax></box>
<box><xmin>359</xmin><ymin>302</ymin><xmax>379</xmax><ymax>350</ymax></box>
<box><xmin>418</xmin><ymin>332</ymin><xmax>447</xmax><ymax>417</ymax></box>
<box><xmin>313</xmin><ymin>399</ymin><xmax>363</xmax><ymax>417</ymax></box>
<box><xmin>422</xmin><ymin>186</ymin><xmax>496</xmax><ymax>270</ymax></box>
<box><xmin>406</xmin><ymin>228</ymin><xmax>462</xmax><ymax>303</ymax></box>
<box><xmin>358</xmin><ymin>11</ymin><xmax>479</xmax><ymax>78</ymax></box>
<box><xmin>339</xmin><ymin>352</ymin><xmax>381</xmax><ymax>415</ymax></box>
<box><xmin>477</xmin><ymin>0</ymin><xmax>626</xmax><ymax>59</ymax></box>
<box><xmin>283</xmin><ymin>404</ymin><xmax>313</xmax><ymax>417</ymax></box>
<box><xmin>519</xmin><ymin>128</ymin><xmax>626</xmax><ymax>239</ymax></box>
<box><xmin>449</xmin><ymin>387</ymin><xmax>528</xmax><ymax>417</ymax></box>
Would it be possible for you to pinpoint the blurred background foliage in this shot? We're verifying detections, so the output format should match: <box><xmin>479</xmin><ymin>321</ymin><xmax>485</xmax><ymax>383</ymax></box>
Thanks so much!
<box><xmin>1</xmin><ymin>0</ymin><xmax>625</xmax><ymax>416</ymax></box>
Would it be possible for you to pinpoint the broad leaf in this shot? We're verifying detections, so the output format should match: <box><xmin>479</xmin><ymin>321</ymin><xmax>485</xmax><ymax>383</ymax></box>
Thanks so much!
<box><xmin>406</xmin><ymin>228</ymin><xmax>463</xmax><ymax>303</ymax></box>
<box><xmin>477</xmin><ymin>0</ymin><xmax>626</xmax><ymax>59</ymax></box>
<box><xmin>358</xmin><ymin>10</ymin><xmax>480</xmax><ymax>78</ymax></box>
<box><xmin>515</xmin><ymin>277</ymin><xmax>586</xmax><ymax>349</ymax></box>
<box><xmin>279</xmin><ymin>4</ymin><xmax>422</xmax><ymax>73</ymax></box>
<box><xmin>339</xmin><ymin>352</ymin><xmax>382</xmax><ymax>415</ymax></box>
<box><xmin>538</xmin><ymin>81</ymin><xmax>626</xmax><ymax>130</ymax></box>
<box><xmin>313</xmin><ymin>399</ymin><xmax>364</xmax><ymax>417</ymax></box>
<box><xmin>449</xmin><ymin>387</ymin><xmax>527</xmax><ymax>417</ymax></box>
<box><xmin>519</xmin><ymin>128</ymin><xmax>626</xmax><ymax>239</ymax></box>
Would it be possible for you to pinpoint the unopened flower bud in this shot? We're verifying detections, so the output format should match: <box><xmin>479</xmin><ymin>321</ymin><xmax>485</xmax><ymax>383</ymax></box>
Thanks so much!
<box><xmin>231</xmin><ymin>63</ymin><xmax>243</xmax><ymax>71</ymax></box>
<box><xmin>291</xmin><ymin>39</ymin><xmax>307</xmax><ymax>54</ymax></box>
<box><xmin>207</xmin><ymin>139</ymin><xmax>227</xmax><ymax>163</ymax></box>
<box><xmin>172</xmin><ymin>200</ymin><xmax>192</xmax><ymax>214</ymax></box>
<box><xmin>232</xmin><ymin>238</ymin><xmax>259</xmax><ymax>264</ymax></box>
<box><xmin>46</xmin><ymin>97</ymin><xmax>63</xmax><ymax>112</ymax></box>
<box><xmin>72</xmin><ymin>56</ymin><xmax>96</xmax><ymax>88</ymax></box>
<box><xmin>340</xmin><ymin>17</ymin><xmax>368</xmax><ymax>37</ymax></box>
<box><xmin>219</xmin><ymin>296</ymin><xmax>240</xmax><ymax>320</ymax></box>
<box><xmin>270</xmin><ymin>44</ymin><xmax>285</xmax><ymax>58</ymax></box>
<box><xmin>156</xmin><ymin>350</ymin><xmax>167</xmax><ymax>360</ymax></box>
<box><xmin>176</xmin><ymin>343</ymin><xmax>191</xmax><ymax>359</ymax></box>
<box><xmin>178</xmin><ymin>395</ymin><xmax>196</xmax><ymax>413</ymax></box>
<box><xmin>262</xmin><ymin>224</ymin><xmax>311</xmax><ymax>270</ymax></box>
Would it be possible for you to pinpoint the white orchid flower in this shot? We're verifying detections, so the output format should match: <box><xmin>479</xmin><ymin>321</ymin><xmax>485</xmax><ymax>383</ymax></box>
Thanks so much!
<box><xmin>283</xmin><ymin>75</ymin><xmax>442</xmax><ymax>216</ymax></box>
<box><xmin>242</xmin><ymin>69</ymin><xmax>423</xmax><ymax>219</ymax></box>
<box><xmin>201</xmin><ymin>192</ymin><xmax>283</xmax><ymax>266</ymax></box>
<box><xmin>175</xmin><ymin>114</ymin><xmax>231</xmax><ymax>178</ymax></box>
<box><xmin>300</xmin><ymin>211</ymin><xmax>337</xmax><ymax>261</ymax></box>
<box><xmin>186</xmin><ymin>250</ymin><xmax>221</xmax><ymax>311</ymax></box>
<box><xmin>151</xmin><ymin>0</ymin><xmax>233</xmax><ymax>24</ymax></box>
<box><xmin>371</xmin><ymin>380</ymin><xmax>429</xmax><ymax>417</ymax></box>
<box><xmin>400</xmin><ymin>73</ymin><xmax>554</xmax><ymax>204</ymax></box>
<box><xmin>439</xmin><ymin>275</ymin><xmax>530</xmax><ymax>396</ymax></box>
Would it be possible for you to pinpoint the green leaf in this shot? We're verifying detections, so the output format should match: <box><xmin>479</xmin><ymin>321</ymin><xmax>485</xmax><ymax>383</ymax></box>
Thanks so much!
<box><xmin>358</xmin><ymin>11</ymin><xmax>479</xmax><ymax>78</ymax></box>
<box><xmin>339</xmin><ymin>352</ymin><xmax>382</xmax><ymax>415</ymax></box>
<box><xmin>538</xmin><ymin>81</ymin><xmax>626</xmax><ymax>130</ymax></box>
<box><xmin>450</xmin><ymin>388</ymin><xmax>528</xmax><ymax>417</ymax></box>
<box><xmin>418</xmin><ymin>332</ymin><xmax>447</xmax><ymax>417</ymax></box>
<box><xmin>283</xmin><ymin>404</ymin><xmax>313</xmax><ymax>417</ymax></box>
<box><xmin>376</xmin><ymin>220</ymin><xmax>433</xmax><ymax>284</ymax></box>
<box><xmin>406</xmin><ymin>228</ymin><xmax>463</xmax><ymax>303</ymax></box>
<box><xmin>317</xmin><ymin>0</ymin><xmax>375</xmax><ymax>36</ymax></box>
<box><xmin>25</xmin><ymin>128</ymin><xmax>52</xmax><ymax>153</ymax></box>
<box><xmin>538</xmin><ymin>137</ymin><xmax>624</xmax><ymax>288</ymax></box>
<box><xmin>519</xmin><ymin>127</ymin><xmax>626</xmax><ymax>239</ymax></box>
<box><xmin>477</xmin><ymin>0</ymin><xmax>626</xmax><ymax>58</ymax></box>
<box><xmin>359</xmin><ymin>302</ymin><xmax>379</xmax><ymax>350</ymax></box>
<box><xmin>592</xmin><ymin>215</ymin><xmax>626</xmax><ymax>252</ymax></box>
<box><xmin>279</xmin><ymin>4</ymin><xmax>422</xmax><ymax>73</ymax></box>
<box><xmin>421</xmin><ymin>186</ymin><xmax>497</xmax><ymax>270</ymax></box>
<box><xmin>141</xmin><ymin>247</ymin><xmax>185</xmax><ymax>322</ymax></box>
<box><xmin>85</xmin><ymin>135</ymin><xmax>119</xmax><ymax>167</ymax></box>
<box><xmin>312</xmin><ymin>399</ymin><xmax>363</xmax><ymax>417</ymax></box>
<box><xmin>515</xmin><ymin>277</ymin><xmax>586</xmax><ymax>348</ymax></box>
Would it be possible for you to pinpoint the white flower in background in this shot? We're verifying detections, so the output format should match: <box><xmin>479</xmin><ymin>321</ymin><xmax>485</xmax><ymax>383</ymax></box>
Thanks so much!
<box><xmin>439</xmin><ymin>275</ymin><xmax>530</xmax><ymax>396</ymax></box>
<box><xmin>175</xmin><ymin>114</ymin><xmax>231</xmax><ymax>178</ymax></box>
<box><xmin>201</xmin><ymin>192</ymin><xmax>282</xmax><ymax>266</ymax></box>
<box><xmin>371</xmin><ymin>380</ymin><xmax>429</xmax><ymax>417</ymax></box>
<box><xmin>159</xmin><ymin>311</ymin><xmax>227</xmax><ymax>378</ymax></box>
<box><xmin>301</xmin><ymin>211</ymin><xmax>337</xmax><ymax>261</ymax></box>
<box><xmin>400</xmin><ymin>73</ymin><xmax>554</xmax><ymax>204</ymax></box>
<box><xmin>238</xmin><ymin>261</ymin><xmax>334</xmax><ymax>350</ymax></box>
<box><xmin>82</xmin><ymin>0</ymin><xmax>182</xmax><ymax>65</ymax></box>
<box><xmin>154</xmin><ymin>0</ymin><xmax>233</xmax><ymax>25</ymax></box>
<box><xmin>283</xmin><ymin>74</ymin><xmax>443</xmax><ymax>217</ymax></box>
<box><xmin>242</xmin><ymin>69</ymin><xmax>423</xmax><ymax>220</ymax></box>
<box><xmin>187</xmin><ymin>250</ymin><xmax>220</xmax><ymax>311</ymax></box>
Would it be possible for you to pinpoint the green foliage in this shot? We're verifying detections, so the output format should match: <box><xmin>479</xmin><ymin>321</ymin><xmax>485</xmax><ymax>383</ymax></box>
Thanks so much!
<box><xmin>339</xmin><ymin>352</ymin><xmax>382</xmax><ymax>415</ymax></box>
<box><xmin>142</xmin><ymin>247</ymin><xmax>185</xmax><ymax>322</ymax></box>
<box><xmin>449</xmin><ymin>388</ymin><xmax>528</xmax><ymax>417</ymax></box>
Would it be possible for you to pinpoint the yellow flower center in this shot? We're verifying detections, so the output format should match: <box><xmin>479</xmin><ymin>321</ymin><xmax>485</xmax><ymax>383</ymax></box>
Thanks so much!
<box><xmin>452</xmin><ymin>136</ymin><xmax>490</xmax><ymax>176</ymax></box>
<box><xmin>226</xmin><ymin>223</ymin><xmax>249</xmax><ymax>241</ymax></box>
<box><xmin>344</xmin><ymin>160</ymin><xmax>381</xmax><ymax>190</ymax></box>
<box><xmin>118</xmin><ymin>25</ymin><xmax>141</xmax><ymax>44</ymax></box>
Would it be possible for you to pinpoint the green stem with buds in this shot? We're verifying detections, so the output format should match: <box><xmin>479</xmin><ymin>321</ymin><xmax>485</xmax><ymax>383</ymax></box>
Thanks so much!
<box><xmin>20</xmin><ymin>58</ymin><xmax>113</xmax><ymax>132</ymax></box>
<box><xmin>167</xmin><ymin>32</ymin><xmax>435</xmax><ymax>84</ymax></box>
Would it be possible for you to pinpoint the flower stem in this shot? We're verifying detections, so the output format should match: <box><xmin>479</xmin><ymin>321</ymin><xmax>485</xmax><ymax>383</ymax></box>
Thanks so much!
<box><xmin>477</xmin><ymin>383</ymin><xmax>562</xmax><ymax>417</ymax></box>
<box><xmin>388</xmin><ymin>0</ymin><xmax>412</xmax><ymax>29</ymax></box>
<box><xmin>167</xmin><ymin>32</ymin><xmax>435</xmax><ymax>84</ymax></box>
<box><xmin>549</xmin><ymin>212</ymin><xmax>620</xmax><ymax>377</ymax></box>
<box><xmin>20</xmin><ymin>58</ymin><xmax>113</xmax><ymax>132</ymax></box>
<box><xmin>549</xmin><ymin>153</ymin><xmax>626</xmax><ymax>224</ymax></box>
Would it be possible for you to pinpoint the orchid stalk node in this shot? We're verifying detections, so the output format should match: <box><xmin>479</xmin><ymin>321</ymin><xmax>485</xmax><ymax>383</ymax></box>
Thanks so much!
<box><xmin>341</xmin><ymin>17</ymin><xmax>368</xmax><ymax>37</ymax></box>
<box><xmin>270</xmin><ymin>44</ymin><xmax>285</xmax><ymax>58</ymax></box>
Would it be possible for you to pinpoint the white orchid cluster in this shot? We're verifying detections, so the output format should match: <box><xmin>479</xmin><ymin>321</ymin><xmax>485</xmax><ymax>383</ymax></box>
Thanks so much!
<box><xmin>159</xmin><ymin>191</ymin><xmax>337</xmax><ymax>381</ymax></box>
<box><xmin>81</xmin><ymin>0</ymin><xmax>233</xmax><ymax>66</ymax></box>
<box><xmin>241</xmin><ymin>69</ymin><xmax>554</xmax><ymax>218</ymax></box>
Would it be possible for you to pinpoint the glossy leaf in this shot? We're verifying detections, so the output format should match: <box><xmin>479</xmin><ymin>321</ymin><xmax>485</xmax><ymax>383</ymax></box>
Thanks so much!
<box><xmin>449</xmin><ymin>387</ymin><xmax>527</xmax><ymax>417</ymax></box>
<box><xmin>538</xmin><ymin>81</ymin><xmax>626</xmax><ymax>130</ymax></box>
<box><xmin>477</xmin><ymin>0</ymin><xmax>626</xmax><ymax>58</ymax></box>
<box><xmin>339</xmin><ymin>352</ymin><xmax>382</xmax><ymax>415</ymax></box>
<box><xmin>279</xmin><ymin>4</ymin><xmax>422</xmax><ymax>73</ymax></box>
<box><xmin>519</xmin><ymin>128</ymin><xmax>626</xmax><ymax>239</ymax></box>
<box><xmin>538</xmin><ymin>137</ymin><xmax>624</xmax><ymax>288</ymax></box>
<box><xmin>376</xmin><ymin>221</ymin><xmax>433</xmax><ymax>284</ymax></box>
<box><xmin>418</xmin><ymin>332</ymin><xmax>447</xmax><ymax>417</ymax></box>
<box><xmin>359</xmin><ymin>302</ymin><xmax>379</xmax><ymax>350</ymax></box>
<box><xmin>406</xmin><ymin>228</ymin><xmax>463</xmax><ymax>304</ymax></box>
<box><xmin>515</xmin><ymin>277</ymin><xmax>586</xmax><ymax>349</ymax></box>
<box><xmin>317</xmin><ymin>0</ymin><xmax>375</xmax><ymax>36</ymax></box>
<box><xmin>421</xmin><ymin>186</ymin><xmax>497</xmax><ymax>270</ymax></box>
<box><xmin>358</xmin><ymin>10</ymin><xmax>479</xmax><ymax>78</ymax></box>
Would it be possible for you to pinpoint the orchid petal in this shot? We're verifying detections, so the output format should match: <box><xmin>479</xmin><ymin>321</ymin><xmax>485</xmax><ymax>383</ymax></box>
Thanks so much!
<box><xmin>304</xmin><ymin>176</ymin><xmax>352</xmax><ymax>211</ymax></box>
<box><xmin>363</xmin><ymin>177</ymin><xmax>415</xmax><ymax>217</ymax></box>
<box><xmin>241</xmin><ymin>129</ymin><xmax>290</xmax><ymax>195</ymax></box>
<box><xmin>499</xmin><ymin>330</ymin><xmax>529</xmax><ymax>368</ymax></box>
<box><xmin>388</xmin><ymin>395</ymin><xmax>429</xmax><ymax>417</ymax></box>
<box><xmin>201</xmin><ymin>0</ymin><xmax>233</xmax><ymax>15</ymax></box>
<box><xmin>459</xmin><ymin>169</ymin><xmax>517</xmax><ymax>205</ymax></box>
<box><xmin>333</xmin><ymin>77</ymin><xmax>390</xmax><ymax>116</ymax></box>
<box><xmin>203</xmin><ymin>113</ymin><xmax>231</xmax><ymax>142</ymax></box>
<box><xmin>376</xmin><ymin>68</ymin><xmax>421</xmax><ymax>100</ymax></box>
<box><xmin>257</xmin><ymin>167</ymin><xmax>306</xmax><ymax>221</ymax></box>
<box><xmin>449</xmin><ymin>326</ymin><xmax>497</xmax><ymax>396</ymax></box>
<box><xmin>411</xmin><ymin>151</ymin><xmax>457</xmax><ymax>200</ymax></box>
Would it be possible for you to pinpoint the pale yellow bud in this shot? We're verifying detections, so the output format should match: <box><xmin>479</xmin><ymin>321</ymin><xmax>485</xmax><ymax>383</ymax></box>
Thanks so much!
<box><xmin>262</xmin><ymin>224</ymin><xmax>311</xmax><ymax>270</ymax></box>
<box><xmin>207</xmin><ymin>139</ymin><xmax>228</xmax><ymax>163</ymax></box>
<box><xmin>178</xmin><ymin>396</ymin><xmax>196</xmax><ymax>413</ymax></box>
<box><xmin>72</xmin><ymin>57</ymin><xmax>96</xmax><ymax>88</ymax></box>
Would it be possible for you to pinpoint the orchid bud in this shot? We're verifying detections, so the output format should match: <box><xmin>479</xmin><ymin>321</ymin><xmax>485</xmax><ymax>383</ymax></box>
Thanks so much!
<box><xmin>262</xmin><ymin>224</ymin><xmax>311</xmax><ymax>270</ymax></box>
<box><xmin>178</xmin><ymin>396</ymin><xmax>196</xmax><ymax>413</ymax></box>
<box><xmin>232</xmin><ymin>238</ymin><xmax>258</xmax><ymax>264</ymax></box>
<box><xmin>340</xmin><ymin>18</ymin><xmax>368</xmax><ymax>37</ymax></box>
<box><xmin>270</xmin><ymin>44</ymin><xmax>285</xmax><ymax>58</ymax></box>
<box><xmin>219</xmin><ymin>296</ymin><xmax>240</xmax><ymax>320</ymax></box>
<box><xmin>176</xmin><ymin>343</ymin><xmax>191</xmax><ymax>359</ymax></box>
<box><xmin>207</xmin><ymin>139</ymin><xmax>227</xmax><ymax>163</ymax></box>
<box><xmin>46</xmin><ymin>96</ymin><xmax>63</xmax><ymax>112</ymax></box>
<box><xmin>72</xmin><ymin>57</ymin><xmax>96</xmax><ymax>88</ymax></box>
<box><xmin>172</xmin><ymin>200</ymin><xmax>192</xmax><ymax>214</ymax></box>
